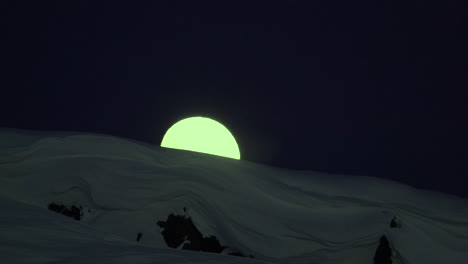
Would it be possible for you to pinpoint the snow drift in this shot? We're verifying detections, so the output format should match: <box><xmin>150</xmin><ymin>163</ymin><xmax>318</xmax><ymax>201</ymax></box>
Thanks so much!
<box><xmin>0</xmin><ymin>129</ymin><xmax>467</xmax><ymax>264</ymax></box>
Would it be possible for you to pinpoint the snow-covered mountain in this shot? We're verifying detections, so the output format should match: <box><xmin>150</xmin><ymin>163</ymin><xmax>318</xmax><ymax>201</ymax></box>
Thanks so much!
<box><xmin>1</xmin><ymin>129</ymin><xmax>467</xmax><ymax>264</ymax></box>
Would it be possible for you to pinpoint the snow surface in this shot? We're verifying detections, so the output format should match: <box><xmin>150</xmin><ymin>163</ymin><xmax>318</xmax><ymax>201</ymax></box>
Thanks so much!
<box><xmin>1</xmin><ymin>129</ymin><xmax>467</xmax><ymax>264</ymax></box>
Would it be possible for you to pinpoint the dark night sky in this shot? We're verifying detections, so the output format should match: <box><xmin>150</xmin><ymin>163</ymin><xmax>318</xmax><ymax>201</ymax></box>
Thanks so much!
<box><xmin>1</xmin><ymin>1</ymin><xmax>467</xmax><ymax>197</ymax></box>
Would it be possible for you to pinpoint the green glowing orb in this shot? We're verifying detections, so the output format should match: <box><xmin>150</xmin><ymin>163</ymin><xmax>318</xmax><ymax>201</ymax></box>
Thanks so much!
<box><xmin>161</xmin><ymin>117</ymin><xmax>240</xmax><ymax>160</ymax></box>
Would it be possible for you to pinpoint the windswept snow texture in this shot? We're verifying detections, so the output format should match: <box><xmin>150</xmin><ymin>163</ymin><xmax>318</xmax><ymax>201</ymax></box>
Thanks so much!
<box><xmin>1</xmin><ymin>129</ymin><xmax>467</xmax><ymax>264</ymax></box>
<box><xmin>0</xmin><ymin>195</ymin><xmax>269</xmax><ymax>264</ymax></box>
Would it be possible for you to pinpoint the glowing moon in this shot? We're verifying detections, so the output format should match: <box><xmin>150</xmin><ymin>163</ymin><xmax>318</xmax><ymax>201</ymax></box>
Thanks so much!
<box><xmin>161</xmin><ymin>117</ymin><xmax>240</xmax><ymax>160</ymax></box>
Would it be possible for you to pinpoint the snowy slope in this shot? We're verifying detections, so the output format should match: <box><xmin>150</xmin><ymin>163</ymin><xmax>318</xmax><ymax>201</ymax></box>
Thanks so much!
<box><xmin>0</xmin><ymin>194</ymin><xmax>269</xmax><ymax>264</ymax></box>
<box><xmin>1</xmin><ymin>129</ymin><xmax>467</xmax><ymax>264</ymax></box>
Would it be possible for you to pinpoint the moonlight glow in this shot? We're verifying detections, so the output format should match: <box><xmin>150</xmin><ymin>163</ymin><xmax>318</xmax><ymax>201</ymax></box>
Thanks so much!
<box><xmin>161</xmin><ymin>117</ymin><xmax>240</xmax><ymax>160</ymax></box>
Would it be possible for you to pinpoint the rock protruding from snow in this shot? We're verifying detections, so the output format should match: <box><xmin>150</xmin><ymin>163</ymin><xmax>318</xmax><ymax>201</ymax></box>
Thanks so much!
<box><xmin>390</xmin><ymin>216</ymin><xmax>402</xmax><ymax>229</ymax></box>
<box><xmin>136</xmin><ymin>232</ymin><xmax>143</xmax><ymax>242</ymax></box>
<box><xmin>157</xmin><ymin>213</ymin><xmax>227</xmax><ymax>253</ymax></box>
<box><xmin>374</xmin><ymin>235</ymin><xmax>392</xmax><ymax>264</ymax></box>
<box><xmin>48</xmin><ymin>202</ymin><xmax>83</xmax><ymax>221</ymax></box>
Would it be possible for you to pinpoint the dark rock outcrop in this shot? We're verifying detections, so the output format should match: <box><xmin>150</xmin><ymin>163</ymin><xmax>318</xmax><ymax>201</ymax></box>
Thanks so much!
<box><xmin>47</xmin><ymin>203</ymin><xmax>83</xmax><ymax>221</ymax></box>
<box><xmin>157</xmin><ymin>211</ymin><xmax>256</xmax><ymax>258</ymax></box>
<box><xmin>374</xmin><ymin>235</ymin><xmax>392</xmax><ymax>264</ymax></box>
<box><xmin>157</xmin><ymin>213</ymin><xmax>227</xmax><ymax>253</ymax></box>
<box><xmin>157</xmin><ymin>210</ymin><xmax>255</xmax><ymax>258</ymax></box>
<box><xmin>136</xmin><ymin>232</ymin><xmax>143</xmax><ymax>242</ymax></box>
<box><xmin>390</xmin><ymin>216</ymin><xmax>401</xmax><ymax>228</ymax></box>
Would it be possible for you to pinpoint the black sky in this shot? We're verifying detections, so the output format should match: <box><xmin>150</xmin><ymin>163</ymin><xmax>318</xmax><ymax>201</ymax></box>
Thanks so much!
<box><xmin>1</xmin><ymin>1</ymin><xmax>467</xmax><ymax>197</ymax></box>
